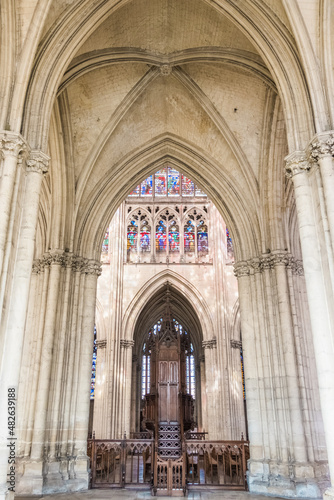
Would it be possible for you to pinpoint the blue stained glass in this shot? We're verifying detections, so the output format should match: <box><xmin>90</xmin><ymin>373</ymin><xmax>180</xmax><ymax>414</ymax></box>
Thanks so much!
<box><xmin>90</xmin><ymin>326</ymin><xmax>97</xmax><ymax>400</ymax></box>
<box><xmin>141</xmin><ymin>176</ymin><xmax>153</xmax><ymax>196</ymax></box>
<box><xmin>168</xmin><ymin>167</ymin><xmax>180</xmax><ymax>196</ymax></box>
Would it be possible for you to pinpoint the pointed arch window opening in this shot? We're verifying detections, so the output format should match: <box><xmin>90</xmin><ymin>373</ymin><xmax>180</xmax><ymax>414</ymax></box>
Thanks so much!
<box><xmin>141</xmin><ymin>318</ymin><xmax>196</xmax><ymax>400</ymax></box>
<box><xmin>129</xmin><ymin>166</ymin><xmax>207</xmax><ymax>199</ymax></box>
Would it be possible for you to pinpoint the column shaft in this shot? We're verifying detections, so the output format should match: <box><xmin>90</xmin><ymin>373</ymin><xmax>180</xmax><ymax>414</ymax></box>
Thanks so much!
<box><xmin>286</xmin><ymin>152</ymin><xmax>334</xmax><ymax>488</ymax></box>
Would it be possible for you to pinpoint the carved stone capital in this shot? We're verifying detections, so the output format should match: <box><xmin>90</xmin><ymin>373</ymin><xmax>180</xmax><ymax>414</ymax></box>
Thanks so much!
<box><xmin>231</xmin><ymin>339</ymin><xmax>242</xmax><ymax>349</ymax></box>
<box><xmin>71</xmin><ymin>256</ymin><xmax>87</xmax><ymax>273</ymax></box>
<box><xmin>233</xmin><ymin>261</ymin><xmax>250</xmax><ymax>278</ymax></box>
<box><xmin>120</xmin><ymin>339</ymin><xmax>135</xmax><ymax>349</ymax></box>
<box><xmin>0</xmin><ymin>132</ymin><xmax>27</xmax><ymax>158</ymax></box>
<box><xmin>285</xmin><ymin>151</ymin><xmax>310</xmax><ymax>178</ymax></box>
<box><xmin>249</xmin><ymin>258</ymin><xmax>261</xmax><ymax>274</ymax></box>
<box><xmin>270</xmin><ymin>252</ymin><xmax>291</xmax><ymax>267</ymax></box>
<box><xmin>82</xmin><ymin>260</ymin><xmax>102</xmax><ymax>276</ymax></box>
<box><xmin>202</xmin><ymin>339</ymin><xmax>217</xmax><ymax>349</ymax></box>
<box><xmin>290</xmin><ymin>258</ymin><xmax>304</xmax><ymax>276</ymax></box>
<box><xmin>26</xmin><ymin>150</ymin><xmax>50</xmax><ymax>175</ymax></box>
<box><xmin>309</xmin><ymin>132</ymin><xmax>334</xmax><ymax>162</ymax></box>
<box><xmin>96</xmin><ymin>340</ymin><xmax>107</xmax><ymax>349</ymax></box>
<box><xmin>32</xmin><ymin>260</ymin><xmax>42</xmax><ymax>274</ymax></box>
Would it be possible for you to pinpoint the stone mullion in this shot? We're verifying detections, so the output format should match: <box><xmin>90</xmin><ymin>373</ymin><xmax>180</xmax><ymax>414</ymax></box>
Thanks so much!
<box><xmin>211</xmin><ymin>204</ymin><xmax>229</xmax><ymax>438</ymax></box>
<box><xmin>130</xmin><ymin>355</ymin><xmax>138</xmax><ymax>434</ymax></box>
<box><xmin>202</xmin><ymin>343</ymin><xmax>217</xmax><ymax>439</ymax></box>
<box><xmin>48</xmin><ymin>262</ymin><xmax>72</xmax><ymax>459</ymax></box>
<box><xmin>251</xmin><ymin>266</ymin><xmax>273</xmax><ymax>460</ymax></box>
<box><xmin>285</xmin><ymin>152</ymin><xmax>334</xmax><ymax>498</ymax></box>
<box><xmin>273</xmin><ymin>254</ymin><xmax>308</xmax><ymax>463</ymax></box>
<box><xmin>120</xmin><ymin>341</ymin><xmax>134</xmax><ymax>437</ymax></box>
<box><xmin>200</xmin><ymin>356</ymin><xmax>207</xmax><ymax>433</ymax></box>
<box><xmin>108</xmin><ymin>206</ymin><xmax>124</xmax><ymax>438</ymax></box>
<box><xmin>233</xmin><ymin>264</ymin><xmax>263</xmax><ymax>464</ymax></box>
<box><xmin>261</xmin><ymin>263</ymin><xmax>289</xmax><ymax>463</ymax></box>
<box><xmin>0</xmin><ymin>132</ymin><xmax>26</xmax><ymax>278</ymax></box>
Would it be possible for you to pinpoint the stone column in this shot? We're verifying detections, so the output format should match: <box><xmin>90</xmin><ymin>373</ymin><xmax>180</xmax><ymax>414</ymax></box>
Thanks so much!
<box><xmin>285</xmin><ymin>152</ymin><xmax>334</xmax><ymax>500</ymax></box>
<box><xmin>202</xmin><ymin>339</ymin><xmax>218</xmax><ymax>439</ymax></box>
<box><xmin>131</xmin><ymin>354</ymin><xmax>138</xmax><ymax>434</ymax></box>
<box><xmin>309</xmin><ymin>132</ymin><xmax>334</xmax><ymax>253</ymax></box>
<box><xmin>73</xmin><ymin>260</ymin><xmax>101</xmax><ymax>489</ymax></box>
<box><xmin>234</xmin><ymin>262</ymin><xmax>263</xmax><ymax>462</ymax></box>
<box><xmin>0</xmin><ymin>150</ymin><xmax>49</xmax><ymax>500</ymax></box>
<box><xmin>271</xmin><ymin>252</ymin><xmax>308</xmax><ymax>463</ymax></box>
<box><xmin>30</xmin><ymin>252</ymin><xmax>64</xmax><ymax>461</ymax></box>
<box><xmin>120</xmin><ymin>339</ymin><xmax>135</xmax><ymax>437</ymax></box>
<box><xmin>0</xmin><ymin>133</ymin><xmax>26</xmax><ymax>279</ymax></box>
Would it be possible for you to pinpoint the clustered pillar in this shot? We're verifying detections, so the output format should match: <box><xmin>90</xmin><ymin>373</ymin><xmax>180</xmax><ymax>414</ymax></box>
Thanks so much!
<box><xmin>285</xmin><ymin>135</ymin><xmax>334</xmax><ymax>500</ymax></box>
<box><xmin>234</xmin><ymin>252</ymin><xmax>326</xmax><ymax>498</ymax></box>
<box><xmin>15</xmin><ymin>253</ymin><xmax>101</xmax><ymax>495</ymax></box>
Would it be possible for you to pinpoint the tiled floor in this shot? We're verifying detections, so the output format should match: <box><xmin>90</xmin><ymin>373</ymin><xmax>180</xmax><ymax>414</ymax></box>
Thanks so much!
<box><xmin>15</xmin><ymin>489</ymin><xmax>313</xmax><ymax>500</ymax></box>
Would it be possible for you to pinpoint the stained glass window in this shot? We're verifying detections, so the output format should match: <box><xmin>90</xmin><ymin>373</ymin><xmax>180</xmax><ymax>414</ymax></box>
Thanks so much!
<box><xmin>101</xmin><ymin>228</ymin><xmax>109</xmax><ymax>263</ymax></box>
<box><xmin>184</xmin><ymin>220</ymin><xmax>195</xmax><ymax>253</ymax></box>
<box><xmin>240</xmin><ymin>346</ymin><xmax>246</xmax><ymax>400</ymax></box>
<box><xmin>156</xmin><ymin>220</ymin><xmax>167</xmax><ymax>252</ymax></box>
<box><xmin>197</xmin><ymin>222</ymin><xmax>208</xmax><ymax>255</ymax></box>
<box><xmin>168</xmin><ymin>167</ymin><xmax>180</xmax><ymax>196</ymax></box>
<box><xmin>168</xmin><ymin>220</ymin><xmax>180</xmax><ymax>253</ymax></box>
<box><xmin>140</xmin><ymin>219</ymin><xmax>151</xmax><ymax>252</ymax></box>
<box><xmin>226</xmin><ymin>227</ymin><xmax>234</xmax><ymax>261</ymax></box>
<box><xmin>127</xmin><ymin>167</ymin><xmax>208</xmax><ymax>198</ymax></box>
<box><xmin>182</xmin><ymin>175</ymin><xmax>194</xmax><ymax>196</ymax></box>
<box><xmin>127</xmin><ymin>220</ymin><xmax>138</xmax><ymax>252</ymax></box>
<box><xmin>155</xmin><ymin>169</ymin><xmax>167</xmax><ymax>196</ymax></box>
<box><xmin>141</xmin><ymin>176</ymin><xmax>153</xmax><ymax>196</ymax></box>
<box><xmin>195</xmin><ymin>184</ymin><xmax>207</xmax><ymax>197</ymax></box>
<box><xmin>90</xmin><ymin>326</ymin><xmax>97</xmax><ymax>400</ymax></box>
<box><xmin>129</xmin><ymin>184</ymin><xmax>140</xmax><ymax>197</ymax></box>
<box><xmin>186</xmin><ymin>344</ymin><xmax>195</xmax><ymax>398</ymax></box>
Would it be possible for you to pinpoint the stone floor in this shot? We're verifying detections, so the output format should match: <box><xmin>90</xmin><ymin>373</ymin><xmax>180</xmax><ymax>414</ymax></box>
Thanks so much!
<box><xmin>15</xmin><ymin>489</ymin><xmax>315</xmax><ymax>500</ymax></box>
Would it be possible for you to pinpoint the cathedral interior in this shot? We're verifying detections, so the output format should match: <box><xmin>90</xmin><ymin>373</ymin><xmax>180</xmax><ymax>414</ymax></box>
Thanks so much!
<box><xmin>0</xmin><ymin>1</ymin><xmax>334</xmax><ymax>499</ymax></box>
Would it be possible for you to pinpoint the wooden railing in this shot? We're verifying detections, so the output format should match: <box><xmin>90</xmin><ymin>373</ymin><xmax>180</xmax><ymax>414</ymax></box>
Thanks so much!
<box><xmin>88</xmin><ymin>437</ymin><xmax>249</xmax><ymax>493</ymax></box>
<box><xmin>88</xmin><ymin>437</ymin><xmax>154</xmax><ymax>488</ymax></box>
<box><xmin>185</xmin><ymin>440</ymin><xmax>249</xmax><ymax>489</ymax></box>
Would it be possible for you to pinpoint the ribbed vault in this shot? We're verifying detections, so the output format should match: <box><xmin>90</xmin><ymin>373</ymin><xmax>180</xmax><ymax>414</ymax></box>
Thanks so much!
<box><xmin>133</xmin><ymin>282</ymin><xmax>203</xmax><ymax>360</ymax></box>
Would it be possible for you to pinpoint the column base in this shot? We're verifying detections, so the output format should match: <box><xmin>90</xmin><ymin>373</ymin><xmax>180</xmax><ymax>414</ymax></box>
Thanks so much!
<box><xmin>16</xmin><ymin>456</ymin><xmax>90</xmax><ymax>495</ymax></box>
<box><xmin>248</xmin><ymin>459</ymin><xmax>330</xmax><ymax>499</ymax></box>
<box><xmin>16</xmin><ymin>460</ymin><xmax>44</xmax><ymax>495</ymax></box>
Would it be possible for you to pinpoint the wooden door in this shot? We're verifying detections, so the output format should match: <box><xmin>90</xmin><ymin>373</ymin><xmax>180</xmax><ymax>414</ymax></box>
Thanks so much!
<box><xmin>158</xmin><ymin>360</ymin><xmax>179</xmax><ymax>422</ymax></box>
